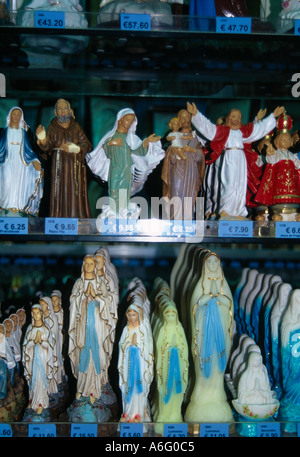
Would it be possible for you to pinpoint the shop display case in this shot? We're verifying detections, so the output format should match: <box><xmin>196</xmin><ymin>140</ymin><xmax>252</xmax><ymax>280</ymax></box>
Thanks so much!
<box><xmin>0</xmin><ymin>1</ymin><xmax>300</xmax><ymax>439</ymax></box>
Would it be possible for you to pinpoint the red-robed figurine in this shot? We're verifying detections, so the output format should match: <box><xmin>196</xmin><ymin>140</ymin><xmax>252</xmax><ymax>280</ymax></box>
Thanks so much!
<box><xmin>255</xmin><ymin>113</ymin><xmax>300</xmax><ymax>221</ymax></box>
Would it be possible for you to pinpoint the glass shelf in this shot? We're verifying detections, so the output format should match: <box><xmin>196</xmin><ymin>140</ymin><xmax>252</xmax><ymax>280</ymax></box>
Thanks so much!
<box><xmin>1</xmin><ymin>419</ymin><xmax>300</xmax><ymax>438</ymax></box>
<box><xmin>0</xmin><ymin>217</ymin><xmax>299</xmax><ymax>244</ymax></box>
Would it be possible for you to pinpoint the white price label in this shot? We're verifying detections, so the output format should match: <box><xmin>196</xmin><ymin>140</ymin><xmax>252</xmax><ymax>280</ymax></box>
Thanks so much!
<box><xmin>219</xmin><ymin>220</ymin><xmax>253</xmax><ymax>238</ymax></box>
<box><xmin>45</xmin><ymin>218</ymin><xmax>78</xmax><ymax>235</ymax></box>
<box><xmin>276</xmin><ymin>222</ymin><xmax>300</xmax><ymax>238</ymax></box>
<box><xmin>0</xmin><ymin>218</ymin><xmax>28</xmax><ymax>235</ymax></box>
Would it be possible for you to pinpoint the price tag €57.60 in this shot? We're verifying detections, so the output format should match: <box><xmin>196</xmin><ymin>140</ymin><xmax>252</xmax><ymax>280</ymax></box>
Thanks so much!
<box><xmin>120</xmin><ymin>13</ymin><xmax>151</xmax><ymax>31</ymax></box>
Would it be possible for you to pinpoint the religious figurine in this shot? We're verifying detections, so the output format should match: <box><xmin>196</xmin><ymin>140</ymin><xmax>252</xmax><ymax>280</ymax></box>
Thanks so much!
<box><xmin>118</xmin><ymin>302</ymin><xmax>154</xmax><ymax>423</ymax></box>
<box><xmin>94</xmin><ymin>247</ymin><xmax>119</xmax><ymax>407</ymax></box>
<box><xmin>0</xmin><ymin>323</ymin><xmax>16</xmax><ymax>401</ymax></box>
<box><xmin>255</xmin><ymin>113</ymin><xmax>300</xmax><ymax>221</ymax></box>
<box><xmin>161</xmin><ymin>108</ymin><xmax>205</xmax><ymax>220</ymax></box>
<box><xmin>279</xmin><ymin>289</ymin><xmax>300</xmax><ymax>432</ymax></box>
<box><xmin>0</xmin><ymin>107</ymin><xmax>43</xmax><ymax>217</ymax></box>
<box><xmin>87</xmin><ymin>108</ymin><xmax>164</xmax><ymax>219</ymax></box>
<box><xmin>21</xmin><ymin>0</ymin><xmax>89</xmax><ymax>54</ymax></box>
<box><xmin>38</xmin><ymin>296</ymin><xmax>59</xmax><ymax>403</ymax></box>
<box><xmin>8</xmin><ymin>314</ymin><xmax>22</xmax><ymax>372</ymax></box>
<box><xmin>68</xmin><ymin>255</ymin><xmax>112</xmax><ymax>422</ymax></box>
<box><xmin>270</xmin><ymin>282</ymin><xmax>292</xmax><ymax>400</ymax></box>
<box><xmin>154</xmin><ymin>303</ymin><xmax>189</xmax><ymax>434</ymax></box>
<box><xmin>262</xmin><ymin>276</ymin><xmax>283</xmax><ymax>385</ymax></box>
<box><xmin>22</xmin><ymin>304</ymin><xmax>55</xmax><ymax>419</ymax></box>
<box><xmin>185</xmin><ymin>251</ymin><xmax>234</xmax><ymax>423</ymax></box>
<box><xmin>232</xmin><ymin>352</ymin><xmax>279</xmax><ymax>436</ymax></box>
<box><xmin>186</xmin><ymin>102</ymin><xmax>285</xmax><ymax>220</ymax></box>
<box><xmin>244</xmin><ymin>272</ymin><xmax>265</xmax><ymax>339</ymax></box>
<box><xmin>233</xmin><ymin>268</ymin><xmax>250</xmax><ymax>336</ymax></box>
<box><xmin>50</xmin><ymin>290</ymin><xmax>67</xmax><ymax>390</ymax></box>
<box><xmin>166</xmin><ymin>117</ymin><xmax>195</xmax><ymax>161</ymax></box>
<box><xmin>36</xmin><ymin>98</ymin><xmax>92</xmax><ymax>218</ymax></box>
<box><xmin>277</xmin><ymin>0</ymin><xmax>300</xmax><ymax>33</ymax></box>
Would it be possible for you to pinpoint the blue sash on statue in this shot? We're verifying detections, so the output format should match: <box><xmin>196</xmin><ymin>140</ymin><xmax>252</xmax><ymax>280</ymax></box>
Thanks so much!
<box><xmin>200</xmin><ymin>297</ymin><xmax>226</xmax><ymax>378</ymax></box>
<box><xmin>164</xmin><ymin>346</ymin><xmax>182</xmax><ymax>404</ymax></box>
<box><xmin>126</xmin><ymin>345</ymin><xmax>143</xmax><ymax>403</ymax></box>
<box><xmin>0</xmin><ymin>359</ymin><xmax>8</xmax><ymax>400</ymax></box>
<box><xmin>32</xmin><ymin>344</ymin><xmax>48</xmax><ymax>388</ymax></box>
<box><xmin>0</xmin><ymin>128</ymin><xmax>38</xmax><ymax>165</ymax></box>
<box><xmin>79</xmin><ymin>301</ymin><xmax>101</xmax><ymax>375</ymax></box>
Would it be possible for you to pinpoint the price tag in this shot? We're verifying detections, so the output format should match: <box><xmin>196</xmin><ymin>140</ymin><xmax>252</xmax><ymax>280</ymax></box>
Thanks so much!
<box><xmin>200</xmin><ymin>423</ymin><xmax>229</xmax><ymax>438</ymax></box>
<box><xmin>161</xmin><ymin>220</ymin><xmax>196</xmax><ymax>237</ymax></box>
<box><xmin>100</xmin><ymin>219</ymin><xmax>138</xmax><ymax>236</ymax></box>
<box><xmin>45</xmin><ymin>218</ymin><xmax>78</xmax><ymax>236</ymax></box>
<box><xmin>28</xmin><ymin>424</ymin><xmax>56</xmax><ymax>437</ymax></box>
<box><xmin>120</xmin><ymin>423</ymin><xmax>143</xmax><ymax>437</ymax></box>
<box><xmin>120</xmin><ymin>13</ymin><xmax>151</xmax><ymax>31</ymax></box>
<box><xmin>216</xmin><ymin>17</ymin><xmax>251</xmax><ymax>34</ymax></box>
<box><xmin>0</xmin><ymin>424</ymin><xmax>12</xmax><ymax>437</ymax></box>
<box><xmin>276</xmin><ymin>222</ymin><xmax>300</xmax><ymax>239</ymax></box>
<box><xmin>0</xmin><ymin>217</ymin><xmax>28</xmax><ymax>235</ymax></box>
<box><xmin>70</xmin><ymin>423</ymin><xmax>98</xmax><ymax>437</ymax></box>
<box><xmin>34</xmin><ymin>11</ymin><xmax>65</xmax><ymax>29</ymax></box>
<box><xmin>295</xmin><ymin>19</ymin><xmax>300</xmax><ymax>35</ymax></box>
<box><xmin>256</xmin><ymin>423</ymin><xmax>280</xmax><ymax>438</ymax></box>
<box><xmin>219</xmin><ymin>220</ymin><xmax>253</xmax><ymax>238</ymax></box>
<box><xmin>117</xmin><ymin>219</ymin><xmax>139</xmax><ymax>236</ymax></box>
<box><xmin>163</xmin><ymin>423</ymin><xmax>188</xmax><ymax>437</ymax></box>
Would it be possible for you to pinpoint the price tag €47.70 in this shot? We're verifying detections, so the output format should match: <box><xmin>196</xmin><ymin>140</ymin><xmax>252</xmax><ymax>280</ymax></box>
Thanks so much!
<box><xmin>216</xmin><ymin>16</ymin><xmax>251</xmax><ymax>34</ymax></box>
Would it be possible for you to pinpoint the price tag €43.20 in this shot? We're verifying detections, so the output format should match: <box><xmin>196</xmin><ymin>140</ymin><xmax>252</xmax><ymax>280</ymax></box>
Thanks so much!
<box><xmin>34</xmin><ymin>11</ymin><xmax>65</xmax><ymax>29</ymax></box>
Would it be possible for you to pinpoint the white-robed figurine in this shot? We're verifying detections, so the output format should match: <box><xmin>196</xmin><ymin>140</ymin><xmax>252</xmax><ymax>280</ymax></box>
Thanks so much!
<box><xmin>185</xmin><ymin>251</ymin><xmax>234</xmax><ymax>423</ymax></box>
<box><xmin>51</xmin><ymin>290</ymin><xmax>67</xmax><ymax>387</ymax></box>
<box><xmin>86</xmin><ymin>108</ymin><xmax>164</xmax><ymax>219</ymax></box>
<box><xmin>186</xmin><ymin>102</ymin><xmax>284</xmax><ymax>220</ymax></box>
<box><xmin>0</xmin><ymin>107</ymin><xmax>43</xmax><ymax>216</ymax></box>
<box><xmin>118</xmin><ymin>303</ymin><xmax>154</xmax><ymax>423</ymax></box>
<box><xmin>22</xmin><ymin>304</ymin><xmax>55</xmax><ymax>415</ymax></box>
<box><xmin>68</xmin><ymin>255</ymin><xmax>110</xmax><ymax>403</ymax></box>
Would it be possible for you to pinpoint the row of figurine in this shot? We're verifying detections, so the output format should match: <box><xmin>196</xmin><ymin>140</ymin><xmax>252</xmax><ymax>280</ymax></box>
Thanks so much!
<box><xmin>1</xmin><ymin>101</ymin><xmax>300</xmax><ymax>223</ymax></box>
<box><xmin>231</xmin><ymin>266</ymin><xmax>300</xmax><ymax>433</ymax></box>
<box><xmin>1</xmin><ymin>0</ymin><xmax>298</xmax><ymax>37</ymax></box>
<box><xmin>0</xmin><ymin>243</ymin><xmax>292</xmax><ymax>435</ymax></box>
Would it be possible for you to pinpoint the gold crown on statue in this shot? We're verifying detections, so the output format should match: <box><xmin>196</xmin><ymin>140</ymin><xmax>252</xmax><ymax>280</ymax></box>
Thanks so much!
<box><xmin>277</xmin><ymin>113</ymin><xmax>293</xmax><ymax>133</ymax></box>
